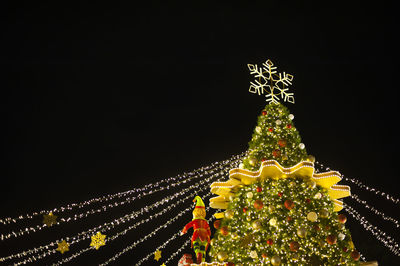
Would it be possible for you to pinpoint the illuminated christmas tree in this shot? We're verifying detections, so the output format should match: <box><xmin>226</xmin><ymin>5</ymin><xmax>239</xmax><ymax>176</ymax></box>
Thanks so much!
<box><xmin>207</xmin><ymin>60</ymin><xmax>366</xmax><ymax>265</ymax></box>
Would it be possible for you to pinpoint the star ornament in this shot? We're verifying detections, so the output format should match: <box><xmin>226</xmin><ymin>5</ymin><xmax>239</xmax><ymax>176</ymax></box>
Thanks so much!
<box><xmin>248</xmin><ymin>59</ymin><xmax>295</xmax><ymax>104</ymax></box>
<box><xmin>43</xmin><ymin>212</ymin><xmax>58</xmax><ymax>227</ymax></box>
<box><xmin>154</xmin><ymin>249</ymin><xmax>162</xmax><ymax>261</ymax></box>
<box><xmin>90</xmin><ymin>232</ymin><xmax>106</xmax><ymax>250</ymax></box>
<box><xmin>56</xmin><ymin>240</ymin><xmax>69</xmax><ymax>254</ymax></box>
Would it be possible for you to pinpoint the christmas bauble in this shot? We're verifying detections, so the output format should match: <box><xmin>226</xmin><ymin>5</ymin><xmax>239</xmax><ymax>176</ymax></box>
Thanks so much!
<box><xmin>314</xmin><ymin>192</ymin><xmax>322</xmax><ymax>199</ymax></box>
<box><xmin>224</xmin><ymin>210</ymin><xmax>234</xmax><ymax>219</ymax></box>
<box><xmin>307</xmin><ymin>211</ymin><xmax>318</xmax><ymax>222</ymax></box>
<box><xmin>338</xmin><ymin>214</ymin><xmax>347</xmax><ymax>223</ymax></box>
<box><xmin>247</xmin><ymin>192</ymin><xmax>254</xmax><ymax>198</ymax></box>
<box><xmin>213</xmin><ymin>220</ymin><xmax>221</xmax><ymax>229</ymax></box>
<box><xmin>278</xmin><ymin>139</ymin><xmax>287</xmax><ymax>147</ymax></box>
<box><xmin>262</xmin><ymin>253</ymin><xmax>268</xmax><ymax>258</ymax></box>
<box><xmin>289</xmin><ymin>241</ymin><xmax>300</xmax><ymax>252</ymax></box>
<box><xmin>272</xmin><ymin>149</ymin><xmax>281</xmax><ymax>157</ymax></box>
<box><xmin>256</xmin><ymin>186</ymin><xmax>262</xmax><ymax>192</ymax></box>
<box><xmin>338</xmin><ymin>232</ymin><xmax>346</xmax><ymax>241</ymax></box>
<box><xmin>308</xmin><ymin>180</ymin><xmax>317</xmax><ymax>189</ymax></box>
<box><xmin>217</xmin><ymin>251</ymin><xmax>228</xmax><ymax>261</ymax></box>
<box><xmin>271</xmin><ymin>255</ymin><xmax>281</xmax><ymax>265</ymax></box>
<box><xmin>286</xmin><ymin>124</ymin><xmax>292</xmax><ymax>129</ymax></box>
<box><xmin>249</xmin><ymin>158</ymin><xmax>257</xmax><ymax>166</ymax></box>
<box><xmin>350</xmin><ymin>250</ymin><xmax>360</xmax><ymax>261</ymax></box>
<box><xmin>296</xmin><ymin>227</ymin><xmax>307</xmax><ymax>238</ymax></box>
<box><xmin>267</xmin><ymin>238</ymin><xmax>273</xmax><ymax>245</ymax></box>
<box><xmin>326</xmin><ymin>234</ymin><xmax>337</xmax><ymax>245</ymax></box>
<box><xmin>299</xmin><ymin>143</ymin><xmax>305</xmax><ymax>149</ymax></box>
<box><xmin>269</xmin><ymin>218</ymin><xmax>277</xmax><ymax>227</ymax></box>
<box><xmin>268</xmin><ymin>205</ymin><xmax>275</xmax><ymax>212</ymax></box>
<box><xmin>307</xmin><ymin>155</ymin><xmax>316</xmax><ymax>162</ymax></box>
<box><xmin>249</xmin><ymin>250</ymin><xmax>258</xmax><ymax>258</ymax></box>
<box><xmin>319</xmin><ymin>209</ymin><xmax>329</xmax><ymax>218</ymax></box>
<box><xmin>262</xmin><ymin>110</ymin><xmax>267</xmax><ymax>116</ymax></box>
<box><xmin>252</xmin><ymin>220</ymin><xmax>262</xmax><ymax>230</ymax></box>
<box><xmin>284</xmin><ymin>199</ymin><xmax>294</xmax><ymax>210</ymax></box>
<box><xmin>254</xmin><ymin>199</ymin><xmax>264</xmax><ymax>210</ymax></box>
<box><xmin>275</xmin><ymin>119</ymin><xmax>282</xmax><ymax>125</ymax></box>
<box><xmin>289</xmin><ymin>114</ymin><xmax>294</xmax><ymax>120</ymax></box>
<box><xmin>243</xmin><ymin>207</ymin><xmax>248</xmax><ymax>213</ymax></box>
<box><xmin>220</xmin><ymin>226</ymin><xmax>229</xmax><ymax>236</ymax></box>
<box><xmin>255</xmin><ymin>126</ymin><xmax>262</xmax><ymax>134</ymax></box>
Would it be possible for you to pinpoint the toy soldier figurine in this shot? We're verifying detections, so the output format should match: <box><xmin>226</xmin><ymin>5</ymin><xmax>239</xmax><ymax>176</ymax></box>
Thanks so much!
<box><xmin>181</xmin><ymin>196</ymin><xmax>211</xmax><ymax>263</ymax></box>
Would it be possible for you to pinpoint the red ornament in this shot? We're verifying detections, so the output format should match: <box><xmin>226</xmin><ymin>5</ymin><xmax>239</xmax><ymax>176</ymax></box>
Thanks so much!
<box><xmin>289</xmin><ymin>241</ymin><xmax>300</xmax><ymax>252</ymax></box>
<box><xmin>313</xmin><ymin>224</ymin><xmax>320</xmax><ymax>231</ymax></box>
<box><xmin>213</xmin><ymin>220</ymin><xmax>221</xmax><ymax>229</ymax></box>
<box><xmin>243</xmin><ymin>207</ymin><xmax>248</xmax><ymax>213</ymax></box>
<box><xmin>262</xmin><ymin>110</ymin><xmax>267</xmax><ymax>116</ymax></box>
<box><xmin>343</xmin><ymin>247</ymin><xmax>348</xmax><ymax>252</ymax></box>
<box><xmin>272</xmin><ymin>149</ymin><xmax>281</xmax><ymax>157</ymax></box>
<box><xmin>305</xmin><ymin>198</ymin><xmax>311</xmax><ymax>203</ymax></box>
<box><xmin>220</xmin><ymin>226</ymin><xmax>229</xmax><ymax>236</ymax></box>
<box><xmin>338</xmin><ymin>214</ymin><xmax>347</xmax><ymax>224</ymax></box>
<box><xmin>325</xmin><ymin>225</ymin><xmax>331</xmax><ymax>230</ymax></box>
<box><xmin>278</xmin><ymin>139</ymin><xmax>287</xmax><ymax>147</ymax></box>
<box><xmin>256</xmin><ymin>186</ymin><xmax>262</xmax><ymax>192</ymax></box>
<box><xmin>262</xmin><ymin>253</ymin><xmax>268</xmax><ymax>258</ymax></box>
<box><xmin>287</xmin><ymin>216</ymin><xmax>292</xmax><ymax>222</ymax></box>
<box><xmin>178</xmin><ymin>254</ymin><xmax>193</xmax><ymax>266</ymax></box>
<box><xmin>254</xmin><ymin>200</ymin><xmax>264</xmax><ymax>210</ymax></box>
<box><xmin>261</xmin><ymin>158</ymin><xmax>266</xmax><ymax>162</ymax></box>
<box><xmin>284</xmin><ymin>199</ymin><xmax>294</xmax><ymax>210</ymax></box>
<box><xmin>326</xmin><ymin>234</ymin><xmax>337</xmax><ymax>245</ymax></box>
<box><xmin>278</xmin><ymin>192</ymin><xmax>283</xmax><ymax>197</ymax></box>
<box><xmin>286</xmin><ymin>124</ymin><xmax>292</xmax><ymax>129</ymax></box>
<box><xmin>350</xmin><ymin>250</ymin><xmax>360</xmax><ymax>261</ymax></box>
<box><xmin>267</xmin><ymin>239</ymin><xmax>273</xmax><ymax>245</ymax></box>
<box><xmin>268</xmin><ymin>128</ymin><xmax>274</xmax><ymax>132</ymax></box>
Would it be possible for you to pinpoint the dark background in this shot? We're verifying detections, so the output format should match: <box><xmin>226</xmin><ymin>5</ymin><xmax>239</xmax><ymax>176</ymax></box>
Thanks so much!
<box><xmin>1</xmin><ymin>1</ymin><xmax>399</xmax><ymax>265</ymax></box>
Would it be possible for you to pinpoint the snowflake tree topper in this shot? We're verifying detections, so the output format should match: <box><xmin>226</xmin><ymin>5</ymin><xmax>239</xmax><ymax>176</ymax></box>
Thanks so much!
<box><xmin>248</xmin><ymin>59</ymin><xmax>295</xmax><ymax>104</ymax></box>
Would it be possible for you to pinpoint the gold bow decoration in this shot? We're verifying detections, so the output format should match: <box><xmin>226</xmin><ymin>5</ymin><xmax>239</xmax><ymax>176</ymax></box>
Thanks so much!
<box><xmin>210</xmin><ymin>160</ymin><xmax>350</xmax><ymax>218</ymax></box>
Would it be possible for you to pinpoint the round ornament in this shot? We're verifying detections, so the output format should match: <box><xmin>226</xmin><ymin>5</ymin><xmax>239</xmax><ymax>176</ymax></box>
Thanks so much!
<box><xmin>224</xmin><ymin>210</ymin><xmax>234</xmax><ymax>219</ymax></box>
<box><xmin>278</xmin><ymin>192</ymin><xmax>283</xmax><ymax>197</ymax></box>
<box><xmin>255</xmin><ymin>126</ymin><xmax>262</xmax><ymax>134</ymax></box>
<box><xmin>269</xmin><ymin>218</ymin><xmax>277</xmax><ymax>227</ymax></box>
<box><xmin>268</xmin><ymin>128</ymin><xmax>274</xmax><ymax>132</ymax></box>
<box><xmin>213</xmin><ymin>220</ymin><xmax>221</xmax><ymax>229</ymax></box>
<box><xmin>262</xmin><ymin>110</ymin><xmax>267</xmax><ymax>116</ymax></box>
<box><xmin>243</xmin><ymin>207</ymin><xmax>248</xmax><ymax>213</ymax></box>
<box><xmin>247</xmin><ymin>192</ymin><xmax>254</xmax><ymax>199</ymax></box>
<box><xmin>338</xmin><ymin>232</ymin><xmax>346</xmax><ymax>241</ymax></box>
<box><xmin>326</xmin><ymin>234</ymin><xmax>337</xmax><ymax>245</ymax></box>
<box><xmin>307</xmin><ymin>155</ymin><xmax>316</xmax><ymax>162</ymax></box>
<box><xmin>289</xmin><ymin>241</ymin><xmax>300</xmax><ymax>252</ymax></box>
<box><xmin>286</xmin><ymin>124</ymin><xmax>292</xmax><ymax>129</ymax></box>
<box><xmin>256</xmin><ymin>186</ymin><xmax>262</xmax><ymax>192</ymax></box>
<box><xmin>252</xmin><ymin>220</ymin><xmax>262</xmax><ymax>230</ymax></box>
<box><xmin>338</xmin><ymin>214</ymin><xmax>347</xmax><ymax>223</ymax></box>
<box><xmin>289</xmin><ymin>114</ymin><xmax>294</xmax><ymax>120</ymax></box>
<box><xmin>308</xmin><ymin>180</ymin><xmax>317</xmax><ymax>189</ymax></box>
<box><xmin>296</xmin><ymin>227</ymin><xmax>307</xmax><ymax>238</ymax></box>
<box><xmin>217</xmin><ymin>251</ymin><xmax>228</xmax><ymax>261</ymax></box>
<box><xmin>307</xmin><ymin>212</ymin><xmax>318</xmax><ymax>222</ymax></box>
<box><xmin>271</xmin><ymin>255</ymin><xmax>281</xmax><ymax>266</ymax></box>
<box><xmin>249</xmin><ymin>158</ymin><xmax>257</xmax><ymax>166</ymax></box>
<box><xmin>314</xmin><ymin>192</ymin><xmax>322</xmax><ymax>199</ymax></box>
<box><xmin>239</xmin><ymin>163</ymin><xmax>244</xmax><ymax>169</ymax></box>
<box><xmin>319</xmin><ymin>209</ymin><xmax>329</xmax><ymax>218</ymax></box>
<box><xmin>284</xmin><ymin>199</ymin><xmax>294</xmax><ymax>210</ymax></box>
<box><xmin>246</xmin><ymin>216</ymin><xmax>252</xmax><ymax>221</ymax></box>
<box><xmin>254</xmin><ymin>200</ymin><xmax>264</xmax><ymax>210</ymax></box>
<box><xmin>272</xmin><ymin>149</ymin><xmax>281</xmax><ymax>157</ymax></box>
<box><xmin>292</xmin><ymin>253</ymin><xmax>300</xmax><ymax>261</ymax></box>
<box><xmin>275</xmin><ymin>119</ymin><xmax>282</xmax><ymax>125</ymax></box>
<box><xmin>299</xmin><ymin>143</ymin><xmax>305</xmax><ymax>149</ymax></box>
<box><xmin>262</xmin><ymin>253</ymin><xmax>268</xmax><ymax>259</ymax></box>
<box><xmin>267</xmin><ymin>238</ymin><xmax>273</xmax><ymax>245</ymax></box>
<box><xmin>278</xmin><ymin>139</ymin><xmax>287</xmax><ymax>147</ymax></box>
<box><xmin>351</xmin><ymin>250</ymin><xmax>360</xmax><ymax>261</ymax></box>
<box><xmin>268</xmin><ymin>205</ymin><xmax>275</xmax><ymax>213</ymax></box>
<box><xmin>220</xmin><ymin>226</ymin><xmax>229</xmax><ymax>236</ymax></box>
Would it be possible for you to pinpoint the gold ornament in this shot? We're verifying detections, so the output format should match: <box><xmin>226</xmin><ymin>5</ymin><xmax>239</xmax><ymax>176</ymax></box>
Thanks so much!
<box><xmin>154</xmin><ymin>249</ymin><xmax>162</xmax><ymax>261</ymax></box>
<box><xmin>248</xmin><ymin>59</ymin><xmax>294</xmax><ymax>104</ymax></box>
<box><xmin>43</xmin><ymin>212</ymin><xmax>58</xmax><ymax>227</ymax></box>
<box><xmin>307</xmin><ymin>155</ymin><xmax>316</xmax><ymax>162</ymax></box>
<box><xmin>250</xmin><ymin>250</ymin><xmax>258</xmax><ymax>258</ymax></box>
<box><xmin>268</xmin><ymin>205</ymin><xmax>275</xmax><ymax>213</ymax></box>
<box><xmin>56</xmin><ymin>240</ymin><xmax>69</xmax><ymax>254</ymax></box>
<box><xmin>307</xmin><ymin>211</ymin><xmax>318</xmax><ymax>222</ymax></box>
<box><xmin>252</xmin><ymin>220</ymin><xmax>262</xmax><ymax>230</ymax></box>
<box><xmin>246</xmin><ymin>191</ymin><xmax>254</xmax><ymax>198</ymax></box>
<box><xmin>296</xmin><ymin>227</ymin><xmax>307</xmax><ymax>238</ymax></box>
<box><xmin>90</xmin><ymin>232</ymin><xmax>106</xmax><ymax>250</ymax></box>
<box><xmin>314</xmin><ymin>192</ymin><xmax>322</xmax><ymax>199</ymax></box>
<box><xmin>249</xmin><ymin>158</ymin><xmax>257</xmax><ymax>166</ymax></box>
<box><xmin>308</xmin><ymin>180</ymin><xmax>317</xmax><ymax>189</ymax></box>
<box><xmin>269</xmin><ymin>218</ymin><xmax>277</xmax><ymax>227</ymax></box>
<box><xmin>319</xmin><ymin>209</ymin><xmax>330</xmax><ymax>218</ymax></box>
<box><xmin>217</xmin><ymin>251</ymin><xmax>228</xmax><ymax>261</ymax></box>
<box><xmin>224</xmin><ymin>209</ymin><xmax>234</xmax><ymax>219</ymax></box>
<box><xmin>271</xmin><ymin>255</ymin><xmax>282</xmax><ymax>265</ymax></box>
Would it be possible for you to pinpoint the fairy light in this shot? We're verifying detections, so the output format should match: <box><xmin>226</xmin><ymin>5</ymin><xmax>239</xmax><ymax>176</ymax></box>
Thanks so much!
<box><xmin>344</xmin><ymin>203</ymin><xmax>400</xmax><ymax>256</ymax></box>
<box><xmin>350</xmin><ymin>193</ymin><xmax>400</xmax><ymax>228</ymax></box>
<box><xmin>0</xmin><ymin>152</ymin><xmax>246</xmax><ymax>226</ymax></box>
<box><xmin>0</xmin><ymin>154</ymin><xmax>244</xmax><ymax>242</ymax></box>
<box><xmin>315</xmin><ymin>161</ymin><xmax>400</xmax><ymax>205</ymax></box>
<box><xmin>5</xmin><ymin>160</ymin><xmax>235</xmax><ymax>265</ymax></box>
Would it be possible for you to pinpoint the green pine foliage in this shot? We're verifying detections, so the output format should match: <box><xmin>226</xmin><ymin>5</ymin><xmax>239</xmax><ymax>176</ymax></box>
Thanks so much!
<box><xmin>209</xmin><ymin>178</ymin><xmax>359</xmax><ymax>265</ymax></box>
<box><xmin>242</xmin><ymin>103</ymin><xmax>308</xmax><ymax>170</ymax></box>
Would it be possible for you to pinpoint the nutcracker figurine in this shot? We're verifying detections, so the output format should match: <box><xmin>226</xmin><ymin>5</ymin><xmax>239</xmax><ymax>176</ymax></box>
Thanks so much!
<box><xmin>181</xmin><ymin>196</ymin><xmax>211</xmax><ymax>263</ymax></box>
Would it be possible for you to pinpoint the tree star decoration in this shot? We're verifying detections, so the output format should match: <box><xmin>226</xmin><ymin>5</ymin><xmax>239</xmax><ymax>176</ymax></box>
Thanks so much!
<box><xmin>248</xmin><ymin>59</ymin><xmax>295</xmax><ymax>104</ymax></box>
<box><xmin>56</xmin><ymin>240</ymin><xmax>69</xmax><ymax>254</ymax></box>
<box><xmin>154</xmin><ymin>249</ymin><xmax>162</xmax><ymax>261</ymax></box>
<box><xmin>90</xmin><ymin>232</ymin><xmax>106</xmax><ymax>250</ymax></box>
<box><xmin>161</xmin><ymin>263</ymin><xmax>166</xmax><ymax>266</ymax></box>
<box><xmin>42</xmin><ymin>212</ymin><xmax>58</xmax><ymax>227</ymax></box>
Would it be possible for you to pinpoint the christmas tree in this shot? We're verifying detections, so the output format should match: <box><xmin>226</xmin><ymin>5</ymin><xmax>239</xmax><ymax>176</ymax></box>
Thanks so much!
<box><xmin>206</xmin><ymin>60</ymin><xmax>364</xmax><ymax>265</ymax></box>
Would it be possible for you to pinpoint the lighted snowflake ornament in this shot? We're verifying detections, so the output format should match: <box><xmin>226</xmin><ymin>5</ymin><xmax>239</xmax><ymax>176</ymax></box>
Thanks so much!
<box><xmin>248</xmin><ymin>59</ymin><xmax>295</xmax><ymax>104</ymax></box>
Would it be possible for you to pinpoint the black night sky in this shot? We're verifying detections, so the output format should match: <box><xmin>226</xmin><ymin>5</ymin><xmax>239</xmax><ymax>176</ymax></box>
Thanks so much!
<box><xmin>1</xmin><ymin>1</ymin><xmax>399</xmax><ymax>265</ymax></box>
